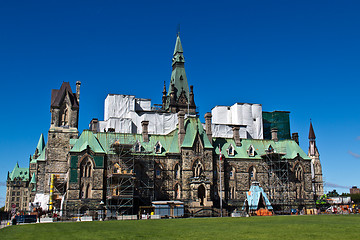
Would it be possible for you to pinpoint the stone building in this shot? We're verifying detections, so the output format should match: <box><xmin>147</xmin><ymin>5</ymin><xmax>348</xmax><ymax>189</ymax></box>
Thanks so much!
<box><xmin>5</xmin><ymin>163</ymin><xmax>34</xmax><ymax>212</ymax></box>
<box><xmin>6</xmin><ymin>34</ymin><xmax>323</xmax><ymax>216</ymax></box>
<box><xmin>308</xmin><ymin>122</ymin><xmax>324</xmax><ymax>199</ymax></box>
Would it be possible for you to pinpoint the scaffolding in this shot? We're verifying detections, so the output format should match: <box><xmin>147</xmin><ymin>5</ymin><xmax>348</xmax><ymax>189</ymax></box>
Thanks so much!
<box><xmin>261</xmin><ymin>145</ymin><xmax>291</xmax><ymax>213</ymax></box>
<box><xmin>106</xmin><ymin>139</ymin><xmax>154</xmax><ymax>217</ymax></box>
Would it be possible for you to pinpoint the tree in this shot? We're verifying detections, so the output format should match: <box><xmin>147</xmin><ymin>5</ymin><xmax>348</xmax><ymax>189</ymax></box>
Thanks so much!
<box><xmin>327</xmin><ymin>190</ymin><xmax>339</xmax><ymax>197</ymax></box>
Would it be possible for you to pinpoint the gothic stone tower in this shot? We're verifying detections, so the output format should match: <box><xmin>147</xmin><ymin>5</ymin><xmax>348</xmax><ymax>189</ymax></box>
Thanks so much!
<box><xmin>308</xmin><ymin>122</ymin><xmax>324</xmax><ymax>199</ymax></box>
<box><xmin>163</xmin><ymin>34</ymin><xmax>196</xmax><ymax>114</ymax></box>
<box><xmin>44</xmin><ymin>82</ymin><xmax>80</xmax><ymax>195</ymax></box>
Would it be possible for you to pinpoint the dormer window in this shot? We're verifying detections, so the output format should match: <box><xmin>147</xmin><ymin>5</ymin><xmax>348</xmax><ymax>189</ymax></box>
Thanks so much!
<box><xmin>134</xmin><ymin>141</ymin><xmax>142</xmax><ymax>152</ymax></box>
<box><xmin>155</xmin><ymin>141</ymin><xmax>162</xmax><ymax>154</ymax></box>
<box><xmin>247</xmin><ymin>145</ymin><xmax>255</xmax><ymax>157</ymax></box>
<box><xmin>227</xmin><ymin>144</ymin><xmax>235</xmax><ymax>156</ymax></box>
<box><xmin>267</xmin><ymin>145</ymin><xmax>274</xmax><ymax>153</ymax></box>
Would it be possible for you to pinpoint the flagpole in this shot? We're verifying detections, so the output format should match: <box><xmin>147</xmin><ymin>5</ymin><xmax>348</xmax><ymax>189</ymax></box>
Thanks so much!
<box><xmin>219</xmin><ymin>144</ymin><xmax>223</xmax><ymax>217</ymax></box>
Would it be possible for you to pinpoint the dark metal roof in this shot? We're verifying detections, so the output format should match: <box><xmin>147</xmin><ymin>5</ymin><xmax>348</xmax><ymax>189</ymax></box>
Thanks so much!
<box><xmin>51</xmin><ymin>82</ymin><xmax>79</xmax><ymax>109</ymax></box>
<box><xmin>309</xmin><ymin>122</ymin><xmax>316</xmax><ymax>140</ymax></box>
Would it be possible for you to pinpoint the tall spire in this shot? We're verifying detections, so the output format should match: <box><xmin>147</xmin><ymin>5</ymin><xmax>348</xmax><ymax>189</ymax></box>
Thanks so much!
<box><xmin>36</xmin><ymin>133</ymin><xmax>45</xmax><ymax>154</ymax></box>
<box><xmin>173</xmin><ymin>34</ymin><xmax>184</xmax><ymax>55</ymax></box>
<box><xmin>169</xmin><ymin>34</ymin><xmax>189</xmax><ymax>99</ymax></box>
<box><xmin>309</xmin><ymin>121</ymin><xmax>316</xmax><ymax>141</ymax></box>
<box><xmin>164</xmin><ymin>33</ymin><xmax>196</xmax><ymax>114</ymax></box>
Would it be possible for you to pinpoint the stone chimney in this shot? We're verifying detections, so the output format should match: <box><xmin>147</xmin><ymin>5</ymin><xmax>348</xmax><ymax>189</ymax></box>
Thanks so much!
<box><xmin>76</xmin><ymin>81</ymin><xmax>81</xmax><ymax>103</ymax></box>
<box><xmin>141</xmin><ymin>121</ymin><xmax>149</xmax><ymax>142</ymax></box>
<box><xmin>232</xmin><ymin>126</ymin><xmax>241</xmax><ymax>146</ymax></box>
<box><xmin>204</xmin><ymin>112</ymin><xmax>212</xmax><ymax>144</ymax></box>
<box><xmin>89</xmin><ymin>118</ymin><xmax>99</xmax><ymax>132</ymax></box>
<box><xmin>292</xmin><ymin>132</ymin><xmax>299</xmax><ymax>145</ymax></box>
<box><xmin>178</xmin><ymin>111</ymin><xmax>186</xmax><ymax>147</ymax></box>
<box><xmin>271</xmin><ymin>128</ymin><xmax>278</xmax><ymax>142</ymax></box>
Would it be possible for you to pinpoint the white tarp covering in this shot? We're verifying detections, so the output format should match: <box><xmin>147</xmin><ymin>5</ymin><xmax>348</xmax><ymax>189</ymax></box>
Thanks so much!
<box><xmin>211</xmin><ymin>103</ymin><xmax>263</xmax><ymax>139</ymax></box>
<box><xmin>327</xmin><ymin>197</ymin><xmax>351</xmax><ymax>204</ymax></box>
<box><xmin>208</xmin><ymin>124</ymin><xmax>248</xmax><ymax>139</ymax></box>
<box><xmin>33</xmin><ymin>193</ymin><xmax>50</xmax><ymax>211</ymax></box>
<box><xmin>104</xmin><ymin>94</ymin><xmax>135</xmax><ymax>121</ymax></box>
<box><xmin>100</xmin><ymin>94</ymin><xmax>178</xmax><ymax>135</ymax></box>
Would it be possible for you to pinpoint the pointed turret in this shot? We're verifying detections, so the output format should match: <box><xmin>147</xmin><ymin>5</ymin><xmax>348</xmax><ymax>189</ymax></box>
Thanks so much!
<box><xmin>169</xmin><ymin>34</ymin><xmax>189</xmax><ymax>98</ymax></box>
<box><xmin>30</xmin><ymin>173</ymin><xmax>36</xmax><ymax>184</ymax></box>
<box><xmin>165</xmin><ymin>34</ymin><xmax>196</xmax><ymax>114</ymax></box>
<box><xmin>173</xmin><ymin>34</ymin><xmax>184</xmax><ymax>55</ymax></box>
<box><xmin>308</xmin><ymin>121</ymin><xmax>317</xmax><ymax>156</ymax></box>
<box><xmin>35</xmin><ymin>134</ymin><xmax>45</xmax><ymax>155</ymax></box>
<box><xmin>162</xmin><ymin>81</ymin><xmax>167</xmax><ymax>109</ymax></box>
<box><xmin>308</xmin><ymin>121</ymin><xmax>324</xmax><ymax>199</ymax></box>
<box><xmin>309</xmin><ymin>122</ymin><xmax>316</xmax><ymax>141</ymax></box>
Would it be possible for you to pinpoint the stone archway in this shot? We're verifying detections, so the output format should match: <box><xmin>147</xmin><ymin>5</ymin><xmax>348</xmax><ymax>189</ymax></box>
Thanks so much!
<box><xmin>198</xmin><ymin>185</ymin><xmax>206</xmax><ymax>206</ymax></box>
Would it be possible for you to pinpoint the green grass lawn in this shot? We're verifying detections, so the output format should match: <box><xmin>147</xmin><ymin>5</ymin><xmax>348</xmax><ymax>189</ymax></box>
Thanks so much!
<box><xmin>1</xmin><ymin>215</ymin><xmax>360</xmax><ymax>240</ymax></box>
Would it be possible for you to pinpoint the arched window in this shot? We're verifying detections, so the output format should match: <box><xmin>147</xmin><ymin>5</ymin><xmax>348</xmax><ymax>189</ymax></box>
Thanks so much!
<box><xmin>229</xmin><ymin>186</ymin><xmax>235</xmax><ymax>200</ymax></box>
<box><xmin>85</xmin><ymin>184</ymin><xmax>90</xmax><ymax>198</ymax></box>
<box><xmin>175</xmin><ymin>184</ymin><xmax>181</xmax><ymax>199</ymax></box>
<box><xmin>61</xmin><ymin>106</ymin><xmax>69</xmax><ymax>126</ymax></box>
<box><xmin>295</xmin><ymin>164</ymin><xmax>303</xmax><ymax>181</ymax></box>
<box><xmin>249</xmin><ymin>166</ymin><xmax>256</xmax><ymax>185</ymax></box>
<box><xmin>80</xmin><ymin>158</ymin><xmax>93</xmax><ymax>178</ymax></box>
<box><xmin>87</xmin><ymin>162</ymin><xmax>91</xmax><ymax>177</ymax></box>
<box><xmin>174</xmin><ymin>164</ymin><xmax>181</xmax><ymax>179</ymax></box>
<box><xmin>230</xmin><ymin>167</ymin><xmax>236</xmax><ymax>180</ymax></box>
<box><xmin>195</xmin><ymin>139</ymin><xmax>202</xmax><ymax>154</ymax></box>
<box><xmin>193</xmin><ymin>160</ymin><xmax>203</xmax><ymax>178</ymax></box>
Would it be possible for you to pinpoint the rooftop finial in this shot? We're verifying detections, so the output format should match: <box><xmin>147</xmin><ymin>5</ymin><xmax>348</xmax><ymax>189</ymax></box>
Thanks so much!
<box><xmin>177</xmin><ymin>24</ymin><xmax>180</xmax><ymax>37</ymax></box>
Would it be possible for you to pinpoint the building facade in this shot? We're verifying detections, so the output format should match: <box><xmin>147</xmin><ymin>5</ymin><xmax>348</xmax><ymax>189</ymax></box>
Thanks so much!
<box><xmin>6</xmin><ymin>34</ymin><xmax>323</xmax><ymax>216</ymax></box>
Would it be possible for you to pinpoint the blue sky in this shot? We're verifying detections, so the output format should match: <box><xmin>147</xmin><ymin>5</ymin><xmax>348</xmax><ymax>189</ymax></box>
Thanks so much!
<box><xmin>1</xmin><ymin>0</ymin><xmax>360</xmax><ymax>206</ymax></box>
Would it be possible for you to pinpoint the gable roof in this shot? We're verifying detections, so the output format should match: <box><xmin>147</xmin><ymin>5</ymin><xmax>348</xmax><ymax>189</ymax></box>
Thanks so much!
<box><xmin>8</xmin><ymin>163</ymin><xmax>29</xmax><ymax>182</ymax></box>
<box><xmin>70</xmin><ymin>130</ymin><xmax>105</xmax><ymax>154</ymax></box>
<box><xmin>181</xmin><ymin>117</ymin><xmax>213</xmax><ymax>149</ymax></box>
<box><xmin>51</xmin><ymin>82</ymin><xmax>79</xmax><ymax>109</ymax></box>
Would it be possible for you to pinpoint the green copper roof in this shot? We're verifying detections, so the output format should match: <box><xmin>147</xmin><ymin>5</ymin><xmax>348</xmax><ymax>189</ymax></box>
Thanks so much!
<box><xmin>36</xmin><ymin>133</ymin><xmax>45</xmax><ymax>155</ymax></box>
<box><xmin>31</xmin><ymin>146</ymin><xmax>46</xmax><ymax>163</ymax></box>
<box><xmin>182</xmin><ymin>117</ymin><xmax>213</xmax><ymax>149</ymax></box>
<box><xmin>94</xmin><ymin>130</ymin><xmax>178</xmax><ymax>156</ymax></box>
<box><xmin>30</xmin><ymin>173</ymin><xmax>36</xmax><ymax>184</ymax></box>
<box><xmin>70</xmin><ymin>130</ymin><xmax>105</xmax><ymax>154</ymax></box>
<box><xmin>31</xmin><ymin>134</ymin><xmax>46</xmax><ymax>163</ymax></box>
<box><xmin>168</xmin><ymin>35</ymin><xmax>190</xmax><ymax>101</ymax></box>
<box><xmin>213</xmin><ymin>138</ymin><xmax>311</xmax><ymax>160</ymax></box>
<box><xmin>173</xmin><ymin>35</ymin><xmax>183</xmax><ymax>55</ymax></box>
<box><xmin>8</xmin><ymin>163</ymin><xmax>29</xmax><ymax>181</ymax></box>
